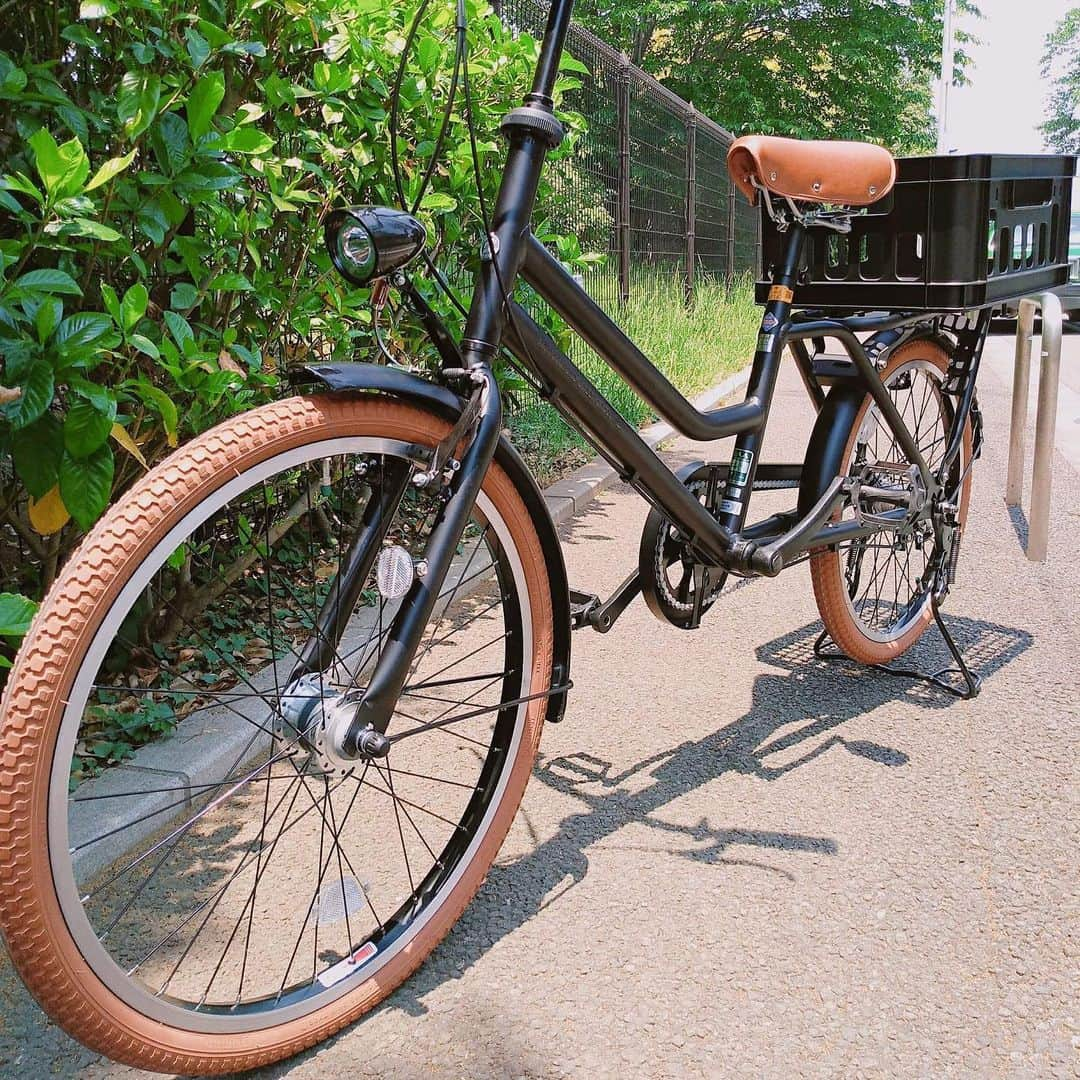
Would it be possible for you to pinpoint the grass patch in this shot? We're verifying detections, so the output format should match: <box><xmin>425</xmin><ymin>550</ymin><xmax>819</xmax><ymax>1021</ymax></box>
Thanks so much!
<box><xmin>509</xmin><ymin>271</ymin><xmax>760</xmax><ymax>481</ymax></box>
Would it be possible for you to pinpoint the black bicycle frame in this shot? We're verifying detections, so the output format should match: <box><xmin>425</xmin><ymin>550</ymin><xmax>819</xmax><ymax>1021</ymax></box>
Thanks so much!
<box><xmin>335</xmin><ymin>0</ymin><xmax>983</xmax><ymax>751</ymax></box>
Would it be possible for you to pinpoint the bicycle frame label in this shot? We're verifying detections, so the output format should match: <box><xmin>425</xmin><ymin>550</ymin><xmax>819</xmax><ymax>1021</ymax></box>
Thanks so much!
<box><xmin>730</xmin><ymin>448</ymin><xmax>754</xmax><ymax>488</ymax></box>
<box><xmin>768</xmin><ymin>285</ymin><xmax>794</xmax><ymax>303</ymax></box>
<box><xmin>719</xmin><ymin>497</ymin><xmax>743</xmax><ymax>516</ymax></box>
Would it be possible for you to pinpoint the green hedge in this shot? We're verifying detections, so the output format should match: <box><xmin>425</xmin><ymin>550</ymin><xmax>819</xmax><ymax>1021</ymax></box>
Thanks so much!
<box><xmin>0</xmin><ymin>0</ymin><xmax>586</xmax><ymax>623</ymax></box>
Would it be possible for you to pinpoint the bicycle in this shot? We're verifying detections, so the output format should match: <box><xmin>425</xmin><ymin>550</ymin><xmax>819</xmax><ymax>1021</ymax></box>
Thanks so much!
<box><xmin>0</xmin><ymin>0</ymin><xmax>1073</xmax><ymax>1072</ymax></box>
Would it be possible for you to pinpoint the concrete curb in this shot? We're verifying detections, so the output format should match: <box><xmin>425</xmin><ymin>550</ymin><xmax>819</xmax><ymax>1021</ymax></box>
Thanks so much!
<box><xmin>73</xmin><ymin>365</ymin><xmax>751</xmax><ymax>872</ymax></box>
<box><xmin>541</xmin><ymin>365</ymin><xmax>752</xmax><ymax>525</ymax></box>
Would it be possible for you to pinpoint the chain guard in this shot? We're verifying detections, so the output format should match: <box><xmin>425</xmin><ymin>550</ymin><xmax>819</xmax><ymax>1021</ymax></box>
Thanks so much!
<box><xmin>639</xmin><ymin>462</ymin><xmax>728</xmax><ymax>630</ymax></box>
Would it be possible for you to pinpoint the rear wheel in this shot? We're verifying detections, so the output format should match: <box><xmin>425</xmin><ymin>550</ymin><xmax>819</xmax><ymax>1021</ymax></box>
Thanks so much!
<box><xmin>0</xmin><ymin>395</ymin><xmax>553</xmax><ymax>1074</ymax></box>
<box><xmin>809</xmin><ymin>339</ymin><xmax>972</xmax><ymax>664</ymax></box>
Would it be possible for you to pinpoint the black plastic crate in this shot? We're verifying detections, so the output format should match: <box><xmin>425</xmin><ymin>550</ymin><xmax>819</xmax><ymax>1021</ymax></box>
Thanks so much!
<box><xmin>755</xmin><ymin>154</ymin><xmax>1077</xmax><ymax>310</ymax></box>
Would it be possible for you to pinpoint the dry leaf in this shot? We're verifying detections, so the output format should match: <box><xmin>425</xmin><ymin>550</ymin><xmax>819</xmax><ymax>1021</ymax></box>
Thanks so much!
<box><xmin>218</xmin><ymin>349</ymin><xmax>245</xmax><ymax>375</ymax></box>
<box><xmin>110</xmin><ymin>422</ymin><xmax>149</xmax><ymax>469</ymax></box>
<box><xmin>28</xmin><ymin>486</ymin><xmax>71</xmax><ymax>535</ymax></box>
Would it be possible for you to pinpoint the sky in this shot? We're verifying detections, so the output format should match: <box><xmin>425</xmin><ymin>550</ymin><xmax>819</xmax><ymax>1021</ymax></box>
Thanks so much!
<box><xmin>946</xmin><ymin>0</ymin><xmax>1074</xmax><ymax>153</ymax></box>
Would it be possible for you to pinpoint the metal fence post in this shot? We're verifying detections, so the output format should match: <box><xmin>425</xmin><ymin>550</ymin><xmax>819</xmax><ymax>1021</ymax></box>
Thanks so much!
<box><xmin>726</xmin><ymin>173</ymin><xmax>736</xmax><ymax>286</ymax></box>
<box><xmin>1005</xmin><ymin>292</ymin><xmax>1062</xmax><ymax>562</ymax></box>
<box><xmin>1028</xmin><ymin>291</ymin><xmax>1062</xmax><ymax>562</ymax></box>
<box><xmin>685</xmin><ymin>108</ymin><xmax>697</xmax><ymax>305</ymax></box>
<box><xmin>615</xmin><ymin>55</ymin><xmax>631</xmax><ymax>306</ymax></box>
<box><xmin>1005</xmin><ymin>298</ymin><xmax>1035</xmax><ymax>506</ymax></box>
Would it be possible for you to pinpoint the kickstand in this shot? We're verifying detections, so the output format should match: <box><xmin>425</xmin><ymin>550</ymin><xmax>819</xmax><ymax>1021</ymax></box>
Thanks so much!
<box><xmin>813</xmin><ymin>594</ymin><xmax>981</xmax><ymax>700</ymax></box>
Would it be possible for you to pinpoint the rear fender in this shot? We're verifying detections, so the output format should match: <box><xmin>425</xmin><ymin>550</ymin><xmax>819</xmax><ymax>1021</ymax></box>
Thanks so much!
<box><xmin>296</xmin><ymin>362</ymin><xmax>572</xmax><ymax>724</ymax></box>
<box><xmin>797</xmin><ymin>330</ymin><xmax>952</xmax><ymax>517</ymax></box>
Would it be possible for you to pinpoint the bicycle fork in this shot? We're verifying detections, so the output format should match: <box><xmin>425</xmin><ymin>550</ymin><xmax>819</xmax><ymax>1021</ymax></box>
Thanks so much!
<box><xmin>296</xmin><ymin>366</ymin><xmax>505</xmax><ymax>760</ymax></box>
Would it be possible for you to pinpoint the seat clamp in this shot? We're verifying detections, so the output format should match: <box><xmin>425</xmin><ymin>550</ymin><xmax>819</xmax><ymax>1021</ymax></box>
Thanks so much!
<box><xmin>500</xmin><ymin>105</ymin><xmax>565</xmax><ymax>149</ymax></box>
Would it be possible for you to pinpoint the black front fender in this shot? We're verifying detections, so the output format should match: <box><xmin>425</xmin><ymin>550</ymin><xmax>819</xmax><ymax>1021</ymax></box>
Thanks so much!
<box><xmin>296</xmin><ymin>362</ymin><xmax>572</xmax><ymax>724</ymax></box>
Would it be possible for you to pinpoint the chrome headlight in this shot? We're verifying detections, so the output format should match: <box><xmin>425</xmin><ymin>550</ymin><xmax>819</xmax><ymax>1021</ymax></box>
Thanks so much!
<box><xmin>324</xmin><ymin>206</ymin><xmax>427</xmax><ymax>285</ymax></box>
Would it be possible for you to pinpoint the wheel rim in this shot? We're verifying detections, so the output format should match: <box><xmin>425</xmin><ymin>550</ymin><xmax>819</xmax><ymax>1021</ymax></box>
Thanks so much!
<box><xmin>48</xmin><ymin>436</ymin><xmax>533</xmax><ymax>1032</ymax></box>
<box><xmin>838</xmin><ymin>358</ymin><xmax>958</xmax><ymax>645</ymax></box>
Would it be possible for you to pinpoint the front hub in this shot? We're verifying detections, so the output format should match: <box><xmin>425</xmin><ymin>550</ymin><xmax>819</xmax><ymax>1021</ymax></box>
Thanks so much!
<box><xmin>275</xmin><ymin>675</ymin><xmax>385</xmax><ymax>774</ymax></box>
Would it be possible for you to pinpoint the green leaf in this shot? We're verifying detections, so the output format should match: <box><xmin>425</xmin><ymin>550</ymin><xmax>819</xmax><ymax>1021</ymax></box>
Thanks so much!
<box><xmin>78</xmin><ymin>0</ymin><xmax>118</xmax><ymax>17</ymax></box>
<box><xmin>16</xmin><ymin>269</ymin><xmax>82</xmax><ymax>296</ymax></box>
<box><xmin>154</xmin><ymin>111</ymin><xmax>190</xmax><ymax>174</ymax></box>
<box><xmin>169</xmin><ymin>282</ymin><xmax>199</xmax><ymax>310</ymax></box>
<box><xmin>208</xmin><ymin>272</ymin><xmax>253</xmax><ymax>292</ymax></box>
<box><xmin>12</xmin><ymin>412</ymin><xmax>64</xmax><ymax>497</ymax></box>
<box><xmin>120</xmin><ymin>282</ymin><xmax>147</xmax><ymax>333</ymax></box>
<box><xmin>126</xmin><ymin>333</ymin><xmax>157</xmax><ymax>359</ymax></box>
<box><xmin>1</xmin><ymin>359</ymin><xmax>53</xmax><ymax>428</ymax></box>
<box><xmin>163</xmin><ymin>310</ymin><xmax>193</xmax><ymax>351</ymax></box>
<box><xmin>165</xmin><ymin>543</ymin><xmax>188</xmax><ymax>571</ymax></box>
<box><xmin>133</xmin><ymin>380</ymin><xmax>178</xmax><ymax>444</ymax></box>
<box><xmin>61</xmin><ymin>24</ymin><xmax>100</xmax><ymax>48</ymax></box>
<box><xmin>187</xmin><ymin>71</ymin><xmax>225</xmax><ymax>141</ymax></box>
<box><xmin>560</xmin><ymin>55</ymin><xmax>591</xmax><ymax>75</ymax></box>
<box><xmin>34</xmin><ymin>297</ymin><xmax>62</xmax><ymax>344</ymax></box>
<box><xmin>117</xmin><ymin>71</ymin><xmax>161</xmax><ymax>139</ymax></box>
<box><xmin>196</xmin><ymin>19</ymin><xmax>232</xmax><ymax>49</ymax></box>
<box><xmin>185</xmin><ymin>27</ymin><xmax>210</xmax><ymax>69</ymax></box>
<box><xmin>67</xmin><ymin>217</ymin><xmax>122</xmax><ymax>242</ymax></box>
<box><xmin>84</xmin><ymin>149</ymin><xmax>136</xmax><ymax>192</ymax></box>
<box><xmin>419</xmin><ymin>192</ymin><xmax>457</xmax><ymax>212</ymax></box>
<box><xmin>64</xmin><ymin>399</ymin><xmax>114</xmax><ymax>458</ymax></box>
<box><xmin>0</xmin><ymin>52</ymin><xmax>27</xmax><ymax>98</ymax></box>
<box><xmin>0</xmin><ymin>593</ymin><xmax>38</xmax><ymax>639</ymax></box>
<box><xmin>99</xmin><ymin>282</ymin><xmax>121</xmax><ymax>325</ymax></box>
<box><xmin>67</xmin><ymin>376</ymin><xmax>114</xmax><ymax>413</ymax></box>
<box><xmin>28</xmin><ymin>128</ymin><xmax>88</xmax><ymax>200</ymax></box>
<box><xmin>235</xmin><ymin>102</ymin><xmax>266</xmax><ymax>125</ymax></box>
<box><xmin>1</xmin><ymin>171</ymin><xmax>44</xmax><ymax>203</ymax></box>
<box><xmin>268</xmin><ymin>192</ymin><xmax>300</xmax><ymax>213</ymax></box>
<box><xmin>55</xmin><ymin>311</ymin><xmax>111</xmax><ymax>349</ymax></box>
<box><xmin>0</xmin><ymin>186</ymin><xmax>22</xmax><ymax>213</ymax></box>
<box><xmin>136</xmin><ymin>202</ymin><xmax>169</xmax><ymax>245</ymax></box>
<box><xmin>59</xmin><ymin>442</ymin><xmax>114</xmax><ymax>530</ymax></box>
<box><xmin>222</xmin><ymin>41</ymin><xmax>266</xmax><ymax>57</ymax></box>
<box><xmin>222</xmin><ymin>127</ymin><xmax>274</xmax><ymax>155</ymax></box>
<box><xmin>416</xmin><ymin>37</ymin><xmax>441</xmax><ymax>72</ymax></box>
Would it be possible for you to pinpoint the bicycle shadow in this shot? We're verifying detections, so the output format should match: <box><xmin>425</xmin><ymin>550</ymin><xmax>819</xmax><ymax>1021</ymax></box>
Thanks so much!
<box><xmin>280</xmin><ymin>609</ymin><xmax>1032</xmax><ymax>1050</ymax></box>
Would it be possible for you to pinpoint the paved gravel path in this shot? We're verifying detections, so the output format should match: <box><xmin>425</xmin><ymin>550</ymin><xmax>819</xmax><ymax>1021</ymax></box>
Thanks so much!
<box><xmin>1</xmin><ymin>334</ymin><xmax>1077</xmax><ymax>1078</ymax></box>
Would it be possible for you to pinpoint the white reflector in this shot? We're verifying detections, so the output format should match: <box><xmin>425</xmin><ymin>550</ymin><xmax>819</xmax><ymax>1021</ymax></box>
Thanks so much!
<box><xmin>375</xmin><ymin>544</ymin><xmax>414</xmax><ymax>599</ymax></box>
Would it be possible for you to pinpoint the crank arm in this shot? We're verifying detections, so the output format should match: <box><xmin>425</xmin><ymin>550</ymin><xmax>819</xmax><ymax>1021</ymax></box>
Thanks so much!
<box><xmin>333</xmin><ymin>366</ymin><xmax>504</xmax><ymax>758</ymax></box>
<box><xmin>571</xmin><ymin>570</ymin><xmax>642</xmax><ymax>633</ymax></box>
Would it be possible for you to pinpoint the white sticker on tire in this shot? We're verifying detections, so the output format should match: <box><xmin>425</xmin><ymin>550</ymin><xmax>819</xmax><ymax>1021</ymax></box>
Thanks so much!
<box><xmin>317</xmin><ymin>941</ymin><xmax>379</xmax><ymax>988</ymax></box>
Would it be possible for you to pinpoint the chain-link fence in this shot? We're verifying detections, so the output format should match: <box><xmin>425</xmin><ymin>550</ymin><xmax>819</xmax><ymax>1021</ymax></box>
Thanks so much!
<box><xmin>497</xmin><ymin>0</ymin><xmax>761</xmax><ymax>306</ymax></box>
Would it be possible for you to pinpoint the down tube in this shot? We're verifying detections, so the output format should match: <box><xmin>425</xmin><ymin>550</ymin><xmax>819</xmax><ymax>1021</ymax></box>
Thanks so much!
<box><xmin>502</xmin><ymin>306</ymin><xmax>739</xmax><ymax>566</ymax></box>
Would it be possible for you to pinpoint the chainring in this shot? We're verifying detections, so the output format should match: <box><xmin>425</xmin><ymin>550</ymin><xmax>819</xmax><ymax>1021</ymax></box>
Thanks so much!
<box><xmin>639</xmin><ymin>462</ymin><xmax>727</xmax><ymax>630</ymax></box>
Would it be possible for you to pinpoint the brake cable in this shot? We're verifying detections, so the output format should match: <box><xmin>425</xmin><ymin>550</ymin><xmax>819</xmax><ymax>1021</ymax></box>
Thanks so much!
<box><xmin>385</xmin><ymin>0</ymin><xmax>548</xmax><ymax>395</ymax></box>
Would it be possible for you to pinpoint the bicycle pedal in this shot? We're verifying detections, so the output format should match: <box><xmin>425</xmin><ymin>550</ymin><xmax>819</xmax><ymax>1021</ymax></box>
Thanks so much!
<box><xmin>568</xmin><ymin>588</ymin><xmax>601</xmax><ymax>629</ymax></box>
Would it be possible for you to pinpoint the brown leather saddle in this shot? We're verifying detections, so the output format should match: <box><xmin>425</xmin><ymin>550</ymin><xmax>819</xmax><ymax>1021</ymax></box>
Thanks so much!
<box><xmin>727</xmin><ymin>135</ymin><xmax>896</xmax><ymax>208</ymax></box>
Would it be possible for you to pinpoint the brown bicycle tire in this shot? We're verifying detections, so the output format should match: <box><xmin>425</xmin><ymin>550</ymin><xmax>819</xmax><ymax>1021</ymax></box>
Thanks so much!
<box><xmin>0</xmin><ymin>394</ymin><xmax>554</xmax><ymax>1074</ymax></box>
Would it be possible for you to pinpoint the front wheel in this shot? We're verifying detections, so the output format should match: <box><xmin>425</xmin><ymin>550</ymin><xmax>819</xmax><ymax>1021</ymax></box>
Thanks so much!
<box><xmin>809</xmin><ymin>339</ymin><xmax>973</xmax><ymax>664</ymax></box>
<box><xmin>0</xmin><ymin>394</ymin><xmax>554</xmax><ymax>1074</ymax></box>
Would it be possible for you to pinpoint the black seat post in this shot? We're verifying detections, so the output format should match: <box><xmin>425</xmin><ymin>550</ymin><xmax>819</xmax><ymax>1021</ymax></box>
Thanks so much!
<box><xmin>712</xmin><ymin>221</ymin><xmax>806</xmax><ymax>541</ymax></box>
